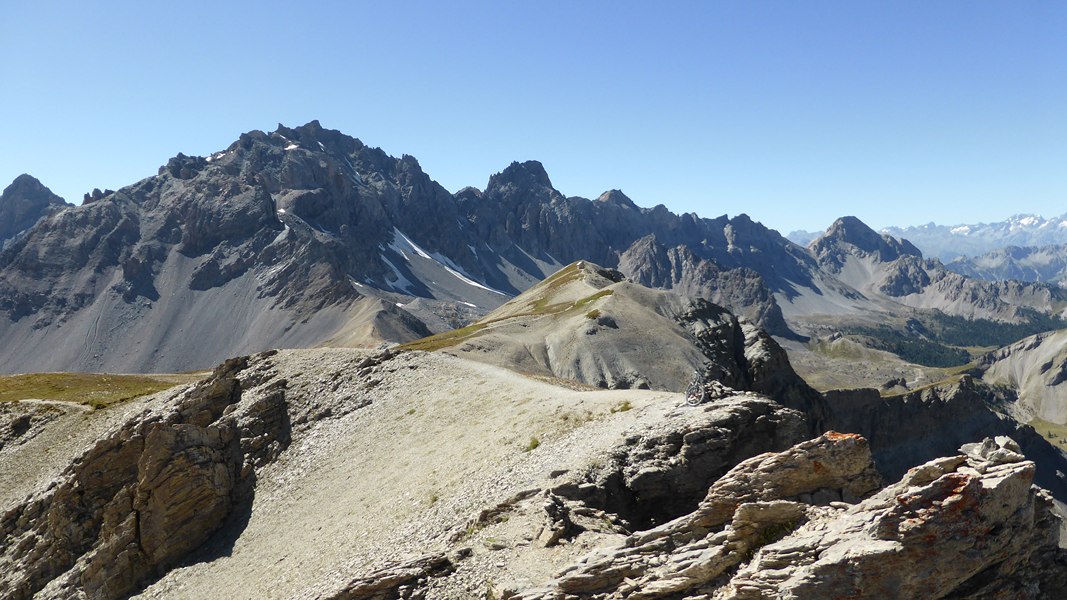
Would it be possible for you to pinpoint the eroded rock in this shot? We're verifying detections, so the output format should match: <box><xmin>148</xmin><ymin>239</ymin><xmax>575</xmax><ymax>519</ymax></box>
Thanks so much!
<box><xmin>517</xmin><ymin>435</ymin><xmax>1065</xmax><ymax>600</ymax></box>
<box><xmin>0</xmin><ymin>354</ymin><xmax>292</xmax><ymax>599</ymax></box>
<box><xmin>719</xmin><ymin>436</ymin><xmax>1064</xmax><ymax>599</ymax></box>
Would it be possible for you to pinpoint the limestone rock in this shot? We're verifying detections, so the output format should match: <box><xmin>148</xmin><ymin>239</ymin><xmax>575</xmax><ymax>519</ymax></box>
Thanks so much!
<box><xmin>548</xmin><ymin>395</ymin><xmax>809</xmax><ymax>531</ymax></box>
<box><xmin>719</xmin><ymin>436</ymin><xmax>1065</xmax><ymax>599</ymax></box>
<box><xmin>517</xmin><ymin>432</ymin><xmax>881</xmax><ymax>599</ymax></box>
<box><xmin>0</xmin><ymin>353</ymin><xmax>292</xmax><ymax>599</ymax></box>
<box><xmin>516</xmin><ymin>435</ymin><xmax>1065</xmax><ymax>600</ymax></box>
<box><xmin>319</xmin><ymin>553</ymin><xmax>455</xmax><ymax>600</ymax></box>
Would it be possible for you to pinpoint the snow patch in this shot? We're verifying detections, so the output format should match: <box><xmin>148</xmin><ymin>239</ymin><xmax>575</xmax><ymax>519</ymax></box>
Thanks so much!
<box><xmin>318</xmin><ymin>141</ymin><xmax>325</xmax><ymax>150</ymax></box>
<box><xmin>389</xmin><ymin>229</ymin><xmax>508</xmax><ymax>296</ymax></box>
<box><xmin>950</xmin><ymin>226</ymin><xmax>971</xmax><ymax>235</ymax></box>
<box><xmin>285</xmin><ymin>144</ymin><xmax>299</xmax><ymax>151</ymax></box>
<box><xmin>460</xmin><ymin>301</ymin><xmax>477</xmax><ymax>308</ymax></box>
<box><xmin>343</xmin><ymin>157</ymin><xmax>364</xmax><ymax>185</ymax></box>
<box><xmin>441</xmin><ymin>265</ymin><xmax>507</xmax><ymax>295</ymax></box>
<box><xmin>380</xmin><ymin>255</ymin><xmax>415</xmax><ymax>293</ymax></box>
<box><xmin>391</xmin><ymin>229</ymin><xmax>434</xmax><ymax>260</ymax></box>
<box><xmin>270</xmin><ymin>225</ymin><xmax>290</xmax><ymax>246</ymax></box>
<box><xmin>277</xmin><ymin>208</ymin><xmax>287</xmax><ymax>214</ymax></box>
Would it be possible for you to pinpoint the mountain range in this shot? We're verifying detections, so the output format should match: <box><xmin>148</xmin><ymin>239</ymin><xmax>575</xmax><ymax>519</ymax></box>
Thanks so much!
<box><xmin>946</xmin><ymin>245</ymin><xmax>1067</xmax><ymax>285</ymax></box>
<box><xmin>791</xmin><ymin>214</ymin><xmax>1067</xmax><ymax>262</ymax></box>
<box><xmin>2</xmin><ymin>121</ymin><xmax>1066</xmax><ymax>375</ymax></box>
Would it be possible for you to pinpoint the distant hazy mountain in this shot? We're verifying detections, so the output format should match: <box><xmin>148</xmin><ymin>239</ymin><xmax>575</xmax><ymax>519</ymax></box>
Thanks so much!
<box><xmin>947</xmin><ymin>245</ymin><xmax>1067</xmax><ymax>285</ymax></box>
<box><xmin>882</xmin><ymin>215</ymin><xmax>1067</xmax><ymax>261</ymax></box>
<box><xmin>786</xmin><ymin>229</ymin><xmax>820</xmax><ymax>247</ymax></box>
<box><xmin>800</xmin><ymin>216</ymin><xmax>1065</xmax><ymax>324</ymax></box>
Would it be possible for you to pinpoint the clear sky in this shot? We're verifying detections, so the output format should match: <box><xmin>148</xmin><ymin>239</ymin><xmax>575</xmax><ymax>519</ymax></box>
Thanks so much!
<box><xmin>2</xmin><ymin>1</ymin><xmax>1064</xmax><ymax>234</ymax></box>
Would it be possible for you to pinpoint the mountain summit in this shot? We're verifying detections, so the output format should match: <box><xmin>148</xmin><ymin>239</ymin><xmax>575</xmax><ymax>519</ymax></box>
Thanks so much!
<box><xmin>0</xmin><ymin>174</ymin><xmax>70</xmax><ymax>248</ymax></box>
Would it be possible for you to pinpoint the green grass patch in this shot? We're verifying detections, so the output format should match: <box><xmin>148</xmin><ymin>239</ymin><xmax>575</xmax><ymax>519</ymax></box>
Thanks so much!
<box><xmin>524</xmin><ymin>437</ymin><xmax>541</xmax><ymax>452</ymax></box>
<box><xmin>573</xmin><ymin>289</ymin><xmax>613</xmax><ymax>309</ymax></box>
<box><xmin>399</xmin><ymin>321</ymin><xmax>491</xmax><ymax>352</ymax></box>
<box><xmin>0</xmin><ymin>372</ymin><xmax>202</xmax><ymax>409</ymax></box>
<box><xmin>610</xmin><ymin>400</ymin><xmax>633</xmax><ymax>413</ymax></box>
<box><xmin>526</xmin><ymin>262</ymin><xmax>583</xmax><ymax>312</ymax></box>
<box><xmin>1028</xmin><ymin>417</ymin><xmax>1067</xmax><ymax>454</ymax></box>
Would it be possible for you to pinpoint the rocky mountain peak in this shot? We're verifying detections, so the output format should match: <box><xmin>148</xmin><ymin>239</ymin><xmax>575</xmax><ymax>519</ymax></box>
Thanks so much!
<box><xmin>596</xmin><ymin>189</ymin><xmax>637</xmax><ymax>209</ymax></box>
<box><xmin>3</xmin><ymin>174</ymin><xmax>57</xmax><ymax>199</ymax></box>
<box><xmin>486</xmin><ymin>160</ymin><xmax>554</xmax><ymax>192</ymax></box>
<box><xmin>259</xmin><ymin>121</ymin><xmax>368</xmax><ymax>160</ymax></box>
<box><xmin>814</xmin><ymin>216</ymin><xmax>923</xmax><ymax>263</ymax></box>
<box><xmin>0</xmin><ymin>174</ymin><xmax>70</xmax><ymax>247</ymax></box>
<box><xmin>824</xmin><ymin>216</ymin><xmax>888</xmax><ymax>250</ymax></box>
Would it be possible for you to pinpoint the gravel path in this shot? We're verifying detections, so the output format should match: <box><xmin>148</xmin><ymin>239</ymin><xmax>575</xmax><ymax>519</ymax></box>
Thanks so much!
<box><xmin>135</xmin><ymin>349</ymin><xmax>677</xmax><ymax>599</ymax></box>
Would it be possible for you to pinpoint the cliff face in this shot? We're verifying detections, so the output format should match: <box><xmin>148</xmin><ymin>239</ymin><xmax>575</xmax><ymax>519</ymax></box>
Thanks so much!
<box><xmin>817</xmin><ymin>376</ymin><xmax>1067</xmax><ymax>498</ymax></box>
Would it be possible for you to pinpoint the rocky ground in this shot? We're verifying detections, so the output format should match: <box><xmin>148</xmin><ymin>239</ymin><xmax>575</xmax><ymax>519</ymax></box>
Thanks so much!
<box><xmin>2</xmin><ymin>344</ymin><xmax>1065</xmax><ymax>599</ymax></box>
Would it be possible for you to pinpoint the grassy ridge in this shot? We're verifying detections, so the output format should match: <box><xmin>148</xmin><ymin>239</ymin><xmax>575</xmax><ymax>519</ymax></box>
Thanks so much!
<box><xmin>0</xmin><ymin>372</ymin><xmax>203</xmax><ymax>409</ymax></box>
<box><xmin>401</xmin><ymin>275</ymin><xmax>615</xmax><ymax>353</ymax></box>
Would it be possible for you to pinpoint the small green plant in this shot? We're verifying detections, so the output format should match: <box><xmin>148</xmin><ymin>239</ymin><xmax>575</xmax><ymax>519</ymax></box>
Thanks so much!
<box><xmin>524</xmin><ymin>437</ymin><xmax>541</xmax><ymax>452</ymax></box>
<box><xmin>429</xmin><ymin>493</ymin><xmax>439</xmax><ymax>505</ymax></box>
<box><xmin>586</xmin><ymin>309</ymin><xmax>601</xmax><ymax>319</ymax></box>
<box><xmin>407</xmin><ymin>408</ymin><xmax>416</xmax><ymax>415</ymax></box>
<box><xmin>742</xmin><ymin>519</ymin><xmax>801</xmax><ymax>562</ymax></box>
<box><xmin>610</xmin><ymin>400</ymin><xmax>633</xmax><ymax>413</ymax></box>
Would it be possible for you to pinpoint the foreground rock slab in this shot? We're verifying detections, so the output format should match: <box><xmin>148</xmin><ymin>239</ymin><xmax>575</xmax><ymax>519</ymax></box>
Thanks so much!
<box><xmin>517</xmin><ymin>435</ymin><xmax>1066</xmax><ymax>600</ymax></box>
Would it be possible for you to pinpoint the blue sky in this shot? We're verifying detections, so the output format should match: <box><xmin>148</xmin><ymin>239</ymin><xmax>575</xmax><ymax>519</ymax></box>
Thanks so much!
<box><xmin>2</xmin><ymin>1</ymin><xmax>1064</xmax><ymax>234</ymax></box>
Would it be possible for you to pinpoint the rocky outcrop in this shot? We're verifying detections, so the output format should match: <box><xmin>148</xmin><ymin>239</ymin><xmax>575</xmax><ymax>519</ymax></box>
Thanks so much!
<box><xmin>0</xmin><ymin>403</ymin><xmax>64</xmax><ymax>452</ymax></box>
<box><xmin>518</xmin><ymin>432</ymin><xmax>880</xmax><ymax>599</ymax></box>
<box><xmin>518</xmin><ymin>435</ymin><xmax>1065</xmax><ymax>600</ymax></box>
<box><xmin>0</xmin><ymin>353</ymin><xmax>292</xmax><ymax>599</ymax></box>
<box><xmin>719</xmin><ymin>437</ymin><xmax>1066</xmax><ymax>599</ymax></box>
<box><xmin>321</xmin><ymin>553</ymin><xmax>457</xmax><ymax>600</ymax></box>
<box><xmin>548</xmin><ymin>395</ymin><xmax>810</xmax><ymax>530</ymax></box>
